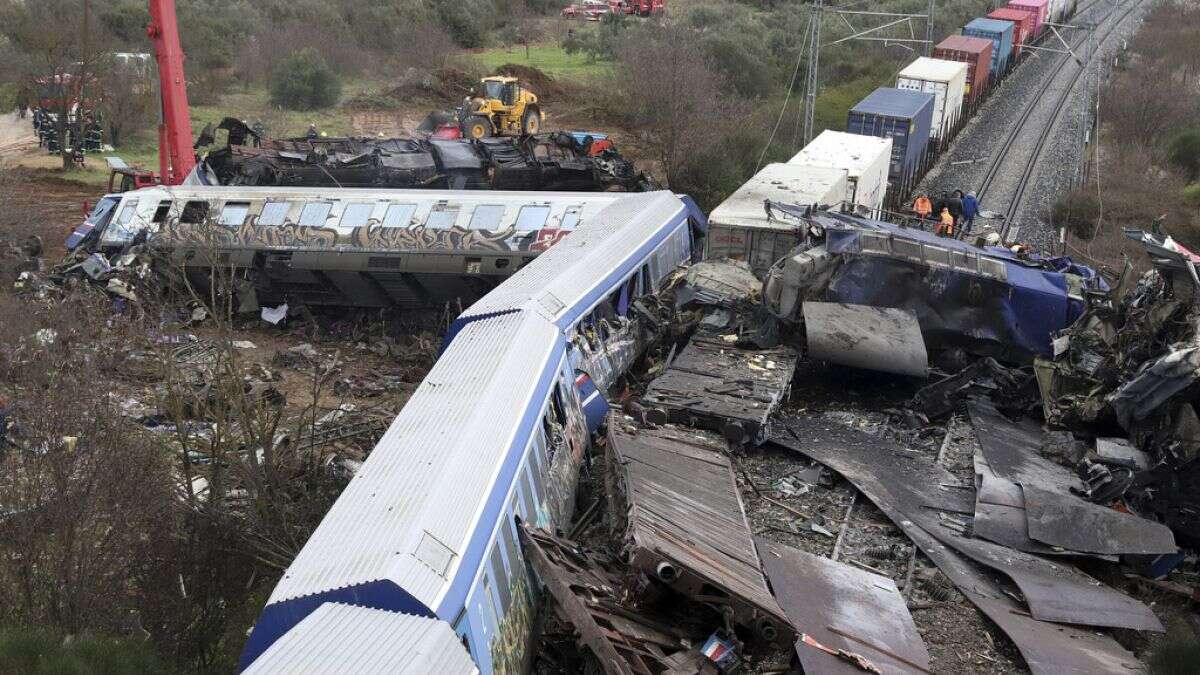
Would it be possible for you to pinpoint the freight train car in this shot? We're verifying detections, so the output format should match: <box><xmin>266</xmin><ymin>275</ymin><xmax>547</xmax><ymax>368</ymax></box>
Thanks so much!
<box><xmin>846</xmin><ymin>87</ymin><xmax>935</xmax><ymax>187</ymax></box>
<box><xmin>932</xmin><ymin>35</ymin><xmax>994</xmax><ymax>104</ymax></box>
<box><xmin>963</xmin><ymin>17</ymin><xmax>1016</xmax><ymax>76</ymax></box>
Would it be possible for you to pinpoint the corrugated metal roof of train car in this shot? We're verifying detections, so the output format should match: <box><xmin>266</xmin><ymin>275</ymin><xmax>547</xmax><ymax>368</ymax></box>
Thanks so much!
<box><xmin>243</xmin><ymin>603</ymin><xmax>477</xmax><ymax>675</ymax></box>
<box><xmin>140</xmin><ymin>184</ymin><xmax>631</xmax><ymax>203</ymax></box>
<box><xmin>267</xmin><ymin>309</ymin><xmax>560</xmax><ymax>613</ymax></box>
<box><xmin>457</xmin><ymin>191</ymin><xmax>687</xmax><ymax>327</ymax></box>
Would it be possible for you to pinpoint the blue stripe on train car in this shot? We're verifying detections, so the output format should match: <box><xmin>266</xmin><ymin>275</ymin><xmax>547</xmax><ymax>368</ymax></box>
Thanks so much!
<box><xmin>574</xmin><ymin>370</ymin><xmax>608</xmax><ymax>434</ymax></box>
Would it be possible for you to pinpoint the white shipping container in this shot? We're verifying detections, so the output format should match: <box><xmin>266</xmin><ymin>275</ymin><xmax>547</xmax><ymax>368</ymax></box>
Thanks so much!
<box><xmin>705</xmin><ymin>163</ymin><xmax>848</xmax><ymax>278</ymax></box>
<box><xmin>896</xmin><ymin>57</ymin><xmax>968</xmax><ymax>140</ymax></box>
<box><xmin>787</xmin><ymin>130</ymin><xmax>892</xmax><ymax>213</ymax></box>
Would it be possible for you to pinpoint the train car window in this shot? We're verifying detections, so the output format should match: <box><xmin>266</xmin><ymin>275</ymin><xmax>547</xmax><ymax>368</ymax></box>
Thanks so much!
<box><xmin>499</xmin><ymin>512</ymin><xmax>521</xmax><ymax>575</ymax></box>
<box><xmin>470</xmin><ymin>204</ymin><xmax>506</xmax><ymax>229</ymax></box>
<box><xmin>490</xmin><ymin>545</ymin><xmax>512</xmax><ymax>611</ymax></box>
<box><xmin>339</xmin><ymin>202</ymin><xmax>375</xmax><ymax>228</ymax></box>
<box><xmin>298</xmin><ymin>202</ymin><xmax>333</xmax><ymax>227</ymax></box>
<box><xmin>519</xmin><ymin>470</ymin><xmax>536</xmax><ymax>523</ymax></box>
<box><xmin>522</xmin><ymin>465</ymin><xmax>540</xmax><ymax>515</ymax></box>
<box><xmin>219</xmin><ymin>202</ymin><xmax>251</xmax><ymax>226</ymax></box>
<box><xmin>151</xmin><ymin>201</ymin><xmax>172</xmax><ymax>224</ymax></box>
<box><xmin>515</xmin><ymin>205</ymin><xmax>551</xmax><ymax>231</ymax></box>
<box><xmin>259</xmin><ymin>201</ymin><xmax>291</xmax><ymax>226</ymax></box>
<box><xmin>115</xmin><ymin>200</ymin><xmax>139</xmax><ymax>226</ymax></box>
<box><xmin>382</xmin><ymin>203</ymin><xmax>417</xmax><ymax>228</ymax></box>
<box><xmin>481</xmin><ymin>574</ymin><xmax>499</xmax><ymax>636</ymax></box>
<box><xmin>180</xmin><ymin>201</ymin><xmax>208</xmax><ymax>224</ymax></box>
<box><xmin>425</xmin><ymin>205</ymin><xmax>459</xmax><ymax>229</ymax></box>
<box><xmin>532</xmin><ymin>424</ymin><xmax>548</xmax><ymax>472</ymax></box>
<box><xmin>559</xmin><ymin>207</ymin><xmax>582</xmax><ymax>230</ymax></box>
<box><xmin>641</xmin><ymin>265</ymin><xmax>652</xmax><ymax>293</ymax></box>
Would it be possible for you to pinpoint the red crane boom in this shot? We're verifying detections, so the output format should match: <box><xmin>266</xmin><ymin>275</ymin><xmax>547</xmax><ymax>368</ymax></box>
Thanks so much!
<box><xmin>146</xmin><ymin>0</ymin><xmax>195</xmax><ymax>185</ymax></box>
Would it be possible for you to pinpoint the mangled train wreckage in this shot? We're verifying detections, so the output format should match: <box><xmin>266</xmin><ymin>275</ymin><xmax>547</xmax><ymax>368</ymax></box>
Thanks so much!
<box><xmin>195</xmin><ymin>119</ymin><xmax>655</xmax><ymax>193</ymax></box>
<box><xmin>238</xmin><ymin>190</ymin><xmax>705</xmax><ymax>672</ymax></box>
<box><xmin>763</xmin><ymin>208</ymin><xmax>1108</xmax><ymax>370</ymax></box>
<box><xmin>67</xmin><ymin>186</ymin><xmax>704</xmax><ymax>310</ymax></box>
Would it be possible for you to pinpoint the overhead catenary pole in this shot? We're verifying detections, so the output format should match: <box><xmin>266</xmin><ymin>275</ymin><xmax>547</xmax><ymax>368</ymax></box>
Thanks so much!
<box><xmin>924</xmin><ymin>0</ymin><xmax>935</xmax><ymax>55</ymax></box>
<box><xmin>802</xmin><ymin>0</ymin><xmax>823</xmax><ymax>145</ymax></box>
<box><xmin>801</xmin><ymin>1</ymin><xmax>933</xmax><ymax>146</ymax></box>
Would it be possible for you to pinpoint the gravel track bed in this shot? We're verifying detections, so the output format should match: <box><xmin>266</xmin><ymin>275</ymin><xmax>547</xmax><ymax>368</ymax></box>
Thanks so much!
<box><xmin>917</xmin><ymin>0</ymin><xmax>1145</xmax><ymax>250</ymax></box>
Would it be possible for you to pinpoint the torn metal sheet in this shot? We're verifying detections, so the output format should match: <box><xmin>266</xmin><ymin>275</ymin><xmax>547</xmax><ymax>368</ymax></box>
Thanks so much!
<box><xmin>519</xmin><ymin>526</ymin><xmax>704</xmax><ymax>675</ymax></box>
<box><xmin>802</xmin><ymin>302</ymin><xmax>928</xmax><ymax>378</ymax></box>
<box><xmin>1110</xmin><ymin>346</ymin><xmax>1200</xmax><ymax>431</ymax></box>
<box><xmin>771</xmin><ymin>416</ymin><xmax>1164</xmax><ymax>633</ymax></box>
<box><xmin>896</xmin><ymin>521</ymin><xmax>1142</xmax><ymax>675</ymax></box>
<box><xmin>608</xmin><ymin>420</ymin><xmax>793</xmax><ymax>643</ymax></box>
<box><xmin>973</xmin><ymin>453</ymin><xmax>1119</xmax><ymax>561</ymax></box>
<box><xmin>640</xmin><ymin>337</ymin><xmax>798</xmax><ymax>446</ymax></box>
<box><xmin>1023</xmin><ymin>484</ymin><xmax>1176</xmax><ymax>557</ymax></box>
<box><xmin>1095</xmin><ymin>438</ymin><xmax>1150</xmax><ymax>470</ymax></box>
<box><xmin>968</xmin><ymin>399</ymin><xmax>1177</xmax><ymax>556</ymax></box>
<box><xmin>756</xmin><ymin>537</ymin><xmax>931</xmax><ymax>675</ymax></box>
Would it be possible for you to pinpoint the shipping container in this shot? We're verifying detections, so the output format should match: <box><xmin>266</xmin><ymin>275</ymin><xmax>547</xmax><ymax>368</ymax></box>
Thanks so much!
<box><xmin>988</xmin><ymin>8</ymin><xmax>1035</xmax><ymax>58</ymax></box>
<box><xmin>896</xmin><ymin>57</ymin><xmax>968</xmax><ymax>140</ymax></box>
<box><xmin>705</xmin><ymin>163</ymin><xmax>848</xmax><ymax>276</ymax></box>
<box><xmin>846</xmin><ymin>87</ymin><xmax>935</xmax><ymax>185</ymax></box>
<box><xmin>932</xmin><ymin>35</ymin><xmax>994</xmax><ymax>104</ymax></box>
<box><xmin>1007</xmin><ymin>0</ymin><xmax>1048</xmax><ymax>38</ymax></box>
<box><xmin>787</xmin><ymin>130</ymin><xmax>892</xmax><ymax>213</ymax></box>
<box><xmin>963</xmin><ymin>18</ymin><xmax>1015</xmax><ymax>76</ymax></box>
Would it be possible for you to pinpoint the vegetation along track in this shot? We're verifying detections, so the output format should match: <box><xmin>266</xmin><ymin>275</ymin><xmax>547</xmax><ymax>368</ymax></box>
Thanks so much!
<box><xmin>977</xmin><ymin>0</ymin><xmax>1143</xmax><ymax>240</ymax></box>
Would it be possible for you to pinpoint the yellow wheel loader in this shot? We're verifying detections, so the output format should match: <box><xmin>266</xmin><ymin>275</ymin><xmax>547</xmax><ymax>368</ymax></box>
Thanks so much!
<box><xmin>459</xmin><ymin>76</ymin><xmax>545</xmax><ymax>139</ymax></box>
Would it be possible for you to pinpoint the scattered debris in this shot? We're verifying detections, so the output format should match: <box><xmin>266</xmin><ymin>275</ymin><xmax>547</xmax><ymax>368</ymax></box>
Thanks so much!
<box><xmin>640</xmin><ymin>338</ymin><xmax>798</xmax><ymax>446</ymax></box>
<box><xmin>607</xmin><ymin>420</ymin><xmax>794</xmax><ymax>644</ymax></box>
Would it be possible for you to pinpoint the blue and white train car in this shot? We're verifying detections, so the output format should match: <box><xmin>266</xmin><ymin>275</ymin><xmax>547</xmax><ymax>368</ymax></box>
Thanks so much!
<box><xmin>239</xmin><ymin>190</ymin><xmax>706</xmax><ymax>673</ymax></box>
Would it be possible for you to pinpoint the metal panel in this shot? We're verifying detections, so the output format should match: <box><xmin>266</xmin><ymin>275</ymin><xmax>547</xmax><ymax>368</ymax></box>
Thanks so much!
<box><xmin>771</xmin><ymin>417</ymin><xmax>1164</xmax><ymax>633</ymax></box>
<box><xmin>757</xmin><ymin>538</ymin><xmax>931</xmax><ymax>675</ymax></box>
<box><xmin>640</xmin><ymin>337</ymin><xmax>799</xmax><ymax>445</ymax></box>
<box><xmin>967</xmin><ymin>399</ymin><xmax>1177</xmax><ymax>556</ymax></box>
<box><xmin>608</xmin><ymin>421</ymin><xmax>794</xmax><ymax>642</ymax></box>
<box><xmin>803</xmin><ymin>302</ymin><xmax>929</xmax><ymax>378</ymax></box>
<box><xmin>243</xmin><ymin>603</ymin><xmax>478</xmax><ymax>675</ymax></box>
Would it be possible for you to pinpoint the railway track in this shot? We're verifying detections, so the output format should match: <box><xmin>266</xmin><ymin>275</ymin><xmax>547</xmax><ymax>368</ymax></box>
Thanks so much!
<box><xmin>977</xmin><ymin>0</ymin><xmax>1142</xmax><ymax>240</ymax></box>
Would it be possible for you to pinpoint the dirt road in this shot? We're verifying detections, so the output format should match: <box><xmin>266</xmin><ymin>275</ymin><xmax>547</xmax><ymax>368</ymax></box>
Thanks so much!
<box><xmin>0</xmin><ymin>111</ymin><xmax>38</xmax><ymax>158</ymax></box>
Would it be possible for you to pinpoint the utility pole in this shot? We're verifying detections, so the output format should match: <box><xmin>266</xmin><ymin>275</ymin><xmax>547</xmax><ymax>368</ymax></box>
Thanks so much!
<box><xmin>802</xmin><ymin>0</ymin><xmax>823</xmax><ymax>145</ymax></box>
<box><xmin>801</xmin><ymin>3</ymin><xmax>933</xmax><ymax>146</ymax></box>
<box><xmin>924</xmin><ymin>0</ymin><xmax>935</xmax><ymax>56</ymax></box>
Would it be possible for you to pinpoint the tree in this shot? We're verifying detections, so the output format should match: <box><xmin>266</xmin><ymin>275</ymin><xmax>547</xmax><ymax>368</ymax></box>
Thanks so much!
<box><xmin>1168</xmin><ymin>130</ymin><xmax>1200</xmax><ymax>182</ymax></box>
<box><xmin>612</xmin><ymin>24</ymin><xmax>736</xmax><ymax>190</ymax></box>
<box><xmin>268</xmin><ymin>49</ymin><xmax>341</xmax><ymax>111</ymax></box>
<box><xmin>0</xmin><ymin>0</ymin><xmax>114</xmax><ymax>170</ymax></box>
<box><xmin>96</xmin><ymin>58</ymin><xmax>156</xmax><ymax>148</ymax></box>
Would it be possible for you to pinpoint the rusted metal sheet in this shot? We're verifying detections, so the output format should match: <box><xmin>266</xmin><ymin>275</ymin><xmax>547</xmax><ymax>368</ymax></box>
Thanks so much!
<box><xmin>640</xmin><ymin>337</ymin><xmax>798</xmax><ymax>446</ymax></box>
<box><xmin>803</xmin><ymin>302</ymin><xmax>928</xmax><ymax>378</ymax></box>
<box><xmin>519</xmin><ymin>526</ymin><xmax>709</xmax><ymax>675</ymax></box>
<box><xmin>608</xmin><ymin>420</ymin><xmax>794</xmax><ymax>643</ymax></box>
<box><xmin>756</xmin><ymin>537</ymin><xmax>931</xmax><ymax>675</ymax></box>
<box><xmin>771</xmin><ymin>416</ymin><xmax>1164</xmax><ymax>634</ymax></box>
<box><xmin>967</xmin><ymin>399</ymin><xmax>1177</xmax><ymax>556</ymax></box>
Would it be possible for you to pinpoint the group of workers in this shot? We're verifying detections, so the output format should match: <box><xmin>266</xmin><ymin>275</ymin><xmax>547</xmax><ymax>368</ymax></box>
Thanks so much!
<box><xmin>912</xmin><ymin>189</ymin><xmax>979</xmax><ymax>238</ymax></box>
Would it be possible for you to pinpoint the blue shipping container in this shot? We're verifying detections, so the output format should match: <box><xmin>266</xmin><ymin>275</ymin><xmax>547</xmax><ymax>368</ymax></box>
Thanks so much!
<box><xmin>963</xmin><ymin>18</ymin><xmax>1015</xmax><ymax>76</ymax></box>
<box><xmin>846</xmin><ymin>87</ymin><xmax>935</xmax><ymax>184</ymax></box>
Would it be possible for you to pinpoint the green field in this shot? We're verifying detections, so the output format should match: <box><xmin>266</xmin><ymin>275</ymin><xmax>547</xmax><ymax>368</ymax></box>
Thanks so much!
<box><xmin>471</xmin><ymin>43</ymin><xmax>613</xmax><ymax>81</ymax></box>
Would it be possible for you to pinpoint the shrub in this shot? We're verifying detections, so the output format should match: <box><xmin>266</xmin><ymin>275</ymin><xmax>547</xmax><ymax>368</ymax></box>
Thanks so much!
<box><xmin>1168</xmin><ymin>129</ymin><xmax>1200</xmax><ymax>181</ymax></box>
<box><xmin>1052</xmin><ymin>189</ymin><xmax>1102</xmax><ymax>241</ymax></box>
<box><xmin>1183</xmin><ymin>184</ymin><xmax>1200</xmax><ymax>207</ymax></box>
<box><xmin>268</xmin><ymin>49</ymin><xmax>341</xmax><ymax>111</ymax></box>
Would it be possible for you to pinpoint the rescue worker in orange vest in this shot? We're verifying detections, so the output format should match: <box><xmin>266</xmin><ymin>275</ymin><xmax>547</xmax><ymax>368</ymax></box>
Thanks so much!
<box><xmin>937</xmin><ymin>207</ymin><xmax>955</xmax><ymax>237</ymax></box>
<box><xmin>913</xmin><ymin>194</ymin><xmax>932</xmax><ymax>224</ymax></box>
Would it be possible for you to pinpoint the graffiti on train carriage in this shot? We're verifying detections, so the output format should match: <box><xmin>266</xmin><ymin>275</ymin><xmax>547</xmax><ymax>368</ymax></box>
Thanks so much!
<box><xmin>154</xmin><ymin>214</ymin><xmax>581</xmax><ymax>254</ymax></box>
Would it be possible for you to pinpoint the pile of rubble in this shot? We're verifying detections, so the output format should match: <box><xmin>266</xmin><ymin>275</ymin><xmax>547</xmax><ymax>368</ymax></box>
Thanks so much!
<box><xmin>526</xmin><ymin>219</ymin><xmax>1200</xmax><ymax>674</ymax></box>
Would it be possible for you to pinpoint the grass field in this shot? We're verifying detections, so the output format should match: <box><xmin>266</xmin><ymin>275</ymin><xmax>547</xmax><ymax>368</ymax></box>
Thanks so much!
<box><xmin>471</xmin><ymin>43</ymin><xmax>612</xmax><ymax>81</ymax></box>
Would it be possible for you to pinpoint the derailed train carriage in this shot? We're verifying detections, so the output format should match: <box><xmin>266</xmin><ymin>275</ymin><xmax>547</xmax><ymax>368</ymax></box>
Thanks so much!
<box><xmin>69</xmin><ymin>186</ymin><xmax>700</xmax><ymax>310</ymax></box>
<box><xmin>237</xmin><ymin>190</ymin><xmax>706</xmax><ymax>673</ymax></box>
